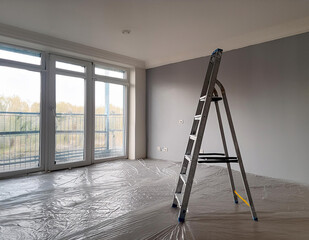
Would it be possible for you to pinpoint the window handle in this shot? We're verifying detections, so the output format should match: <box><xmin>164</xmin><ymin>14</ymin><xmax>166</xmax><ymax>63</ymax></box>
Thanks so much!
<box><xmin>50</xmin><ymin>106</ymin><xmax>56</xmax><ymax>117</ymax></box>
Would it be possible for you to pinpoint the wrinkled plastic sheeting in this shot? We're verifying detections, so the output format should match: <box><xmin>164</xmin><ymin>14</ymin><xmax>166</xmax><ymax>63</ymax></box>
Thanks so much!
<box><xmin>0</xmin><ymin>159</ymin><xmax>309</xmax><ymax>240</ymax></box>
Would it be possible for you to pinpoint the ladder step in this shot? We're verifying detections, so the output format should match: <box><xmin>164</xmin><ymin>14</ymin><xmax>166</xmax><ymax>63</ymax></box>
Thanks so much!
<box><xmin>198</xmin><ymin>154</ymin><xmax>238</xmax><ymax>163</ymax></box>
<box><xmin>212</xmin><ymin>96</ymin><xmax>223</xmax><ymax>102</ymax></box>
<box><xmin>180</xmin><ymin>173</ymin><xmax>188</xmax><ymax>184</ymax></box>
<box><xmin>199</xmin><ymin>156</ymin><xmax>238</xmax><ymax>160</ymax></box>
<box><xmin>189</xmin><ymin>135</ymin><xmax>197</xmax><ymax>141</ymax></box>
<box><xmin>174</xmin><ymin>193</ymin><xmax>183</xmax><ymax>207</ymax></box>
<box><xmin>198</xmin><ymin>156</ymin><xmax>238</xmax><ymax>163</ymax></box>
<box><xmin>199</xmin><ymin>153</ymin><xmax>225</xmax><ymax>156</ymax></box>
<box><xmin>198</xmin><ymin>159</ymin><xmax>239</xmax><ymax>163</ymax></box>
<box><xmin>184</xmin><ymin>155</ymin><xmax>191</xmax><ymax>162</ymax></box>
<box><xmin>200</xmin><ymin>96</ymin><xmax>223</xmax><ymax>102</ymax></box>
<box><xmin>194</xmin><ymin>115</ymin><xmax>201</xmax><ymax>120</ymax></box>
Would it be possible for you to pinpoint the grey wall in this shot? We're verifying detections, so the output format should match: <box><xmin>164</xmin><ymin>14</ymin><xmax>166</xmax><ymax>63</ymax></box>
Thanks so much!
<box><xmin>146</xmin><ymin>32</ymin><xmax>309</xmax><ymax>184</ymax></box>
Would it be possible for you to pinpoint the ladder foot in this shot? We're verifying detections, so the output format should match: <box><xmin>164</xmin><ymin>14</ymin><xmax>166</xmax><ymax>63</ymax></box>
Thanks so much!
<box><xmin>172</xmin><ymin>203</ymin><xmax>178</xmax><ymax>208</ymax></box>
<box><xmin>253</xmin><ymin>217</ymin><xmax>258</xmax><ymax>222</ymax></box>
<box><xmin>178</xmin><ymin>217</ymin><xmax>185</xmax><ymax>223</ymax></box>
<box><xmin>234</xmin><ymin>200</ymin><xmax>238</xmax><ymax>204</ymax></box>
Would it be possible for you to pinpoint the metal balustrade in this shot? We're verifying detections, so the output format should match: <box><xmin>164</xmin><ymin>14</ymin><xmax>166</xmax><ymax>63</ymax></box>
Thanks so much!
<box><xmin>0</xmin><ymin>112</ymin><xmax>124</xmax><ymax>172</ymax></box>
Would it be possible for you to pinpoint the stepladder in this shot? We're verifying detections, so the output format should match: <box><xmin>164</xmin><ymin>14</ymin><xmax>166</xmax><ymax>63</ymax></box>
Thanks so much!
<box><xmin>172</xmin><ymin>48</ymin><xmax>258</xmax><ymax>223</ymax></box>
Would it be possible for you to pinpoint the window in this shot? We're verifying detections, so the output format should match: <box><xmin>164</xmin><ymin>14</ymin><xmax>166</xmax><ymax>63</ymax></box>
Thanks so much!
<box><xmin>56</xmin><ymin>61</ymin><xmax>85</xmax><ymax>73</ymax></box>
<box><xmin>0</xmin><ymin>44</ymin><xmax>128</xmax><ymax>177</ymax></box>
<box><xmin>55</xmin><ymin>74</ymin><xmax>85</xmax><ymax>164</ymax></box>
<box><xmin>0</xmin><ymin>46</ymin><xmax>43</xmax><ymax>173</ymax></box>
<box><xmin>0</xmin><ymin>45</ymin><xmax>41</xmax><ymax>65</ymax></box>
<box><xmin>94</xmin><ymin>63</ymin><xmax>127</xmax><ymax>160</ymax></box>
<box><xmin>95</xmin><ymin>66</ymin><xmax>126</xmax><ymax>79</ymax></box>
<box><xmin>95</xmin><ymin>82</ymin><xmax>125</xmax><ymax>159</ymax></box>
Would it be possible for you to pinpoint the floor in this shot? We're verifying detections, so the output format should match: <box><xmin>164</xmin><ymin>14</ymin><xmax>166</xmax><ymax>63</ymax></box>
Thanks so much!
<box><xmin>0</xmin><ymin>159</ymin><xmax>309</xmax><ymax>240</ymax></box>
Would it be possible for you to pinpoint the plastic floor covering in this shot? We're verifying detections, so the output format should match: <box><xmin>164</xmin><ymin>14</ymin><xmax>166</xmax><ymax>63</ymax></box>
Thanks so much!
<box><xmin>0</xmin><ymin>159</ymin><xmax>309</xmax><ymax>239</ymax></box>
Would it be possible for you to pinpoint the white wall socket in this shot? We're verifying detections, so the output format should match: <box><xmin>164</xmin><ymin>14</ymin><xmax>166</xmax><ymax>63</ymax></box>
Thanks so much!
<box><xmin>178</xmin><ymin>120</ymin><xmax>184</xmax><ymax>124</ymax></box>
<box><xmin>157</xmin><ymin>146</ymin><xmax>161</xmax><ymax>151</ymax></box>
<box><xmin>162</xmin><ymin>147</ymin><xmax>168</xmax><ymax>152</ymax></box>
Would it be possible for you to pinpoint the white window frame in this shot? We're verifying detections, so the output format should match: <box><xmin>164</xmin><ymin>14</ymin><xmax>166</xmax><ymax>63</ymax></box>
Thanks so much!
<box><xmin>0</xmin><ymin>42</ymin><xmax>130</xmax><ymax>178</ymax></box>
<box><xmin>92</xmin><ymin>62</ymin><xmax>129</xmax><ymax>162</ymax></box>
<box><xmin>48</xmin><ymin>54</ymin><xmax>93</xmax><ymax>171</ymax></box>
<box><xmin>0</xmin><ymin>43</ymin><xmax>47</xmax><ymax>178</ymax></box>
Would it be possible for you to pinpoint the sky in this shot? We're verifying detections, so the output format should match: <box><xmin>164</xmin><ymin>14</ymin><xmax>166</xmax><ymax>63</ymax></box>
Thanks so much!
<box><xmin>0</xmin><ymin>66</ymin><xmax>41</xmax><ymax>106</ymax></box>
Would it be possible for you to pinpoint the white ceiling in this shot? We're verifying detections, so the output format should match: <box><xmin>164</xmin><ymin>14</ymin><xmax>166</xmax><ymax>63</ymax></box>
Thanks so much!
<box><xmin>0</xmin><ymin>0</ymin><xmax>308</xmax><ymax>68</ymax></box>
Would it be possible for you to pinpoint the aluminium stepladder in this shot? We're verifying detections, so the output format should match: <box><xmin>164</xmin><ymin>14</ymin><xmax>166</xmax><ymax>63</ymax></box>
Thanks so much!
<box><xmin>171</xmin><ymin>48</ymin><xmax>258</xmax><ymax>222</ymax></box>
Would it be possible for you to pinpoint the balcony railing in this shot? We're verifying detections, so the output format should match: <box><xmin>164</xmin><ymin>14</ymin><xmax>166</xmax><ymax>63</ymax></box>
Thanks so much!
<box><xmin>0</xmin><ymin>111</ymin><xmax>124</xmax><ymax>172</ymax></box>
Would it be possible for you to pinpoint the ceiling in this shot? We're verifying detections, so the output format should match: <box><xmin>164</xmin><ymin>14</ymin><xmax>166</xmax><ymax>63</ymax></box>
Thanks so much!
<box><xmin>0</xmin><ymin>0</ymin><xmax>308</xmax><ymax>68</ymax></box>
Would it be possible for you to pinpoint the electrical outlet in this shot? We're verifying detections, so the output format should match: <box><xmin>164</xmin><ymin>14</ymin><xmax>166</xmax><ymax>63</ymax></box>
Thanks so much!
<box><xmin>157</xmin><ymin>146</ymin><xmax>161</xmax><ymax>151</ymax></box>
<box><xmin>178</xmin><ymin>120</ymin><xmax>184</xmax><ymax>124</ymax></box>
<box><xmin>162</xmin><ymin>147</ymin><xmax>168</xmax><ymax>152</ymax></box>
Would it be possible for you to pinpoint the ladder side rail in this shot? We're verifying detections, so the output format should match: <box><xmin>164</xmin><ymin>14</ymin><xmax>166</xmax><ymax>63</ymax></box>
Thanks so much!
<box><xmin>172</xmin><ymin>53</ymin><xmax>216</xmax><ymax>202</ymax></box>
<box><xmin>216</xmin><ymin>79</ymin><xmax>258</xmax><ymax>221</ymax></box>
<box><xmin>200</xmin><ymin>60</ymin><xmax>215</xmax><ymax>98</ymax></box>
<box><xmin>213</xmin><ymin>87</ymin><xmax>238</xmax><ymax>203</ymax></box>
<box><xmin>190</xmin><ymin>59</ymin><xmax>215</xmax><ymax>134</ymax></box>
<box><xmin>178</xmin><ymin>53</ymin><xmax>222</xmax><ymax>221</ymax></box>
<box><xmin>173</xmin><ymin>138</ymin><xmax>194</xmax><ymax>197</ymax></box>
<box><xmin>185</xmin><ymin>57</ymin><xmax>216</xmax><ymax>156</ymax></box>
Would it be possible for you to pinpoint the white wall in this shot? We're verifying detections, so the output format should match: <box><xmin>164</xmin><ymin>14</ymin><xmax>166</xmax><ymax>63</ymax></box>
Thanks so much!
<box><xmin>129</xmin><ymin>68</ymin><xmax>146</xmax><ymax>159</ymax></box>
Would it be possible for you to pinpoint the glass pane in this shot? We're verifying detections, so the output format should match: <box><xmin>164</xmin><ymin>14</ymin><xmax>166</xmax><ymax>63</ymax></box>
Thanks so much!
<box><xmin>56</xmin><ymin>61</ymin><xmax>85</xmax><ymax>73</ymax></box>
<box><xmin>95</xmin><ymin>66</ymin><xmax>125</xmax><ymax>79</ymax></box>
<box><xmin>95</xmin><ymin>82</ymin><xmax>125</xmax><ymax>159</ymax></box>
<box><xmin>0</xmin><ymin>66</ymin><xmax>41</xmax><ymax>172</ymax></box>
<box><xmin>0</xmin><ymin>45</ymin><xmax>41</xmax><ymax>65</ymax></box>
<box><xmin>55</xmin><ymin>75</ymin><xmax>84</xmax><ymax>164</ymax></box>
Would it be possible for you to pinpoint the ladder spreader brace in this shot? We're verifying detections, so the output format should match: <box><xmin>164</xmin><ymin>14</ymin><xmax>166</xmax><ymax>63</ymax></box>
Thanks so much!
<box><xmin>172</xmin><ymin>48</ymin><xmax>258</xmax><ymax>223</ymax></box>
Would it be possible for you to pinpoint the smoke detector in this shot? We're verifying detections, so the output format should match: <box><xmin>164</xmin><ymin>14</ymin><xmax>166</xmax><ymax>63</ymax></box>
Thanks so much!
<box><xmin>122</xmin><ymin>29</ymin><xmax>131</xmax><ymax>35</ymax></box>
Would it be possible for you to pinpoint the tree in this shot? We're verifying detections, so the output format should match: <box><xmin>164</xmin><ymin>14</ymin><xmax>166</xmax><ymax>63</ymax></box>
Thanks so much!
<box><xmin>0</xmin><ymin>95</ymin><xmax>30</xmax><ymax>112</ymax></box>
<box><xmin>56</xmin><ymin>102</ymin><xmax>84</xmax><ymax>114</ymax></box>
<box><xmin>30</xmin><ymin>102</ymin><xmax>40</xmax><ymax>112</ymax></box>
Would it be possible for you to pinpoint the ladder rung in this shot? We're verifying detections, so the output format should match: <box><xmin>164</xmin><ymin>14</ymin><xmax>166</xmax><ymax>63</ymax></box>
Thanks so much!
<box><xmin>194</xmin><ymin>115</ymin><xmax>201</xmax><ymax>120</ymax></box>
<box><xmin>198</xmin><ymin>158</ymin><xmax>238</xmax><ymax>163</ymax></box>
<box><xmin>175</xmin><ymin>193</ymin><xmax>183</xmax><ymax>207</ymax></box>
<box><xmin>199</xmin><ymin>153</ymin><xmax>225</xmax><ymax>156</ymax></box>
<box><xmin>198</xmin><ymin>156</ymin><xmax>238</xmax><ymax>160</ymax></box>
<box><xmin>200</xmin><ymin>96</ymin><xmax>223</xmax><ymax>102</ymax></box>
<box><xmin>180</xmin><ymin>173</ymin><xmax>187</xmax><ymax>184</ymax></box>
<box><xmin>212</xmin><ymin>96</ymin><xmax>223</xmax><ymax>102</ymax></box>
<box><xmin>184</xmin><ymin>155</ymin><xmax>191</xmax><ymax>162</ymax></box>
<box><xmin>189</xmin><ymin>135</ymin><xmax>197</xmax><ymax>141</ymax></box>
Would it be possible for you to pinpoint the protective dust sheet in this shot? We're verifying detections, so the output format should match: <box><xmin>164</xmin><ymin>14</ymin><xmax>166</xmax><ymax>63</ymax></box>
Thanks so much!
<box><xmin>0</xmin><ymin>159</ymin><xmax>309</xmax><ymax>240</ymax></box>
